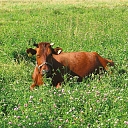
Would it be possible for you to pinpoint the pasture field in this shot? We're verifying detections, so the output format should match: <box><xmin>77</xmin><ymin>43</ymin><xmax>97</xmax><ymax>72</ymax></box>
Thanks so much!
<box><xmin>0</xmin><ymin>0</ymin><xmax>128</xmax><ymax>127</ymax></box>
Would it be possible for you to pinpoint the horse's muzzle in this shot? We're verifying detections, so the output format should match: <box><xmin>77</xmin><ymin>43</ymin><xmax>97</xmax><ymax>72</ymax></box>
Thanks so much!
<box><xmin>42</xmin><ymin>69</ymin><xmax>51</xmax><ymax>77</ymax></box>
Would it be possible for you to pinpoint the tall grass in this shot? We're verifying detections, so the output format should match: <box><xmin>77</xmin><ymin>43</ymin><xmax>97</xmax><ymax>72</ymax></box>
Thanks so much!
<box><xmin>0</xmin><ymin>0</ymin><xmax>128</xmax><ymax>127</ymax></box>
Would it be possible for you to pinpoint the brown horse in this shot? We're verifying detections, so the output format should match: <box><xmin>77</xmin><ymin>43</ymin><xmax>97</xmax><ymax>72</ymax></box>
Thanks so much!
<box><xmin>27</xmin><ymin>42</ymin><xmax>114</xmax><ymax>90</ymax></box>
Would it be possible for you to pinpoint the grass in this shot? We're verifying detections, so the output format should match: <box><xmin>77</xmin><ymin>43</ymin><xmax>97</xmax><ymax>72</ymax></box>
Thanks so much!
<box><xmin>0</xmin><ymin>0</ymin><xmax>128</xmax><ymax>127</ymax></box>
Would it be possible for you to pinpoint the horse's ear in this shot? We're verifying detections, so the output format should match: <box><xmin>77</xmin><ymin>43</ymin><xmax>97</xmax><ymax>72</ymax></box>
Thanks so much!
<box><xmin>26</xmin><ymin>48</ymin><xmax>36</xmax><ymax>57</ymax></box>
<box><xmin>57</xmin><ymin>49</ymin><xmax>62</xmax><ymax>54</ymax></box>
<box><xmin>53</xmin><ymin>47</ymin><xmax>63</xmax><ymax>55</ymax></box>
<box><xmin>33</xmin><ymin>43</ymin><xmax>38</xmax><ymax>47</ymax></box>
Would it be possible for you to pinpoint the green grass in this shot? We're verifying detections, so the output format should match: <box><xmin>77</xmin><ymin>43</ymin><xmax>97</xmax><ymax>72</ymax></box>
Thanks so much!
<box><xmin>0</xmin><ymin>0</ymin><xmax>128</xmax><ymax>127</ymax></box>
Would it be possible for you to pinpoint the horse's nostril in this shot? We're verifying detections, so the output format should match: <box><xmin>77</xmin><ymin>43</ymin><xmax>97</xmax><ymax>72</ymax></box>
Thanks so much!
<box><xmin>42</xmin><ymin>70</ymin><xmax>49</xmax><ymax>75</ymax></box>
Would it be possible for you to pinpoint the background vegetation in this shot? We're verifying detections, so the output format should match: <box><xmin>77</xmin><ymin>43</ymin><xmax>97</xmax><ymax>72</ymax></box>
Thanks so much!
<box><xmin>0</xmin><ymin>0</ymin><xmax>128</xmax><ymax>127</ymax></box>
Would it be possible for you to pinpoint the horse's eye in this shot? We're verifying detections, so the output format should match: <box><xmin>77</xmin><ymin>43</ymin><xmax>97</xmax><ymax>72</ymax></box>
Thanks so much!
<box><xmin>36</xmin><ymin>55</ymin><xmax>40</xmax><ymax>58</ymax></box>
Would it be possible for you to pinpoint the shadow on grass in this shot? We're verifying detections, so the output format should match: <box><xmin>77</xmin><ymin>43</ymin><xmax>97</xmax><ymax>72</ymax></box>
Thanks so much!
<box><xmin>12</xmin><ymin>50</ymin><xmax>35</xmax><ymax>64</ymax></box>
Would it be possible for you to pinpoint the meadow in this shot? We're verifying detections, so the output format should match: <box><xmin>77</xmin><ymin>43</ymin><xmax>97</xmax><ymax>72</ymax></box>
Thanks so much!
<box><xmin>0</xmin><ymin>0</ymin><xmax>128</xmax><ymax>127</ymax></box>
